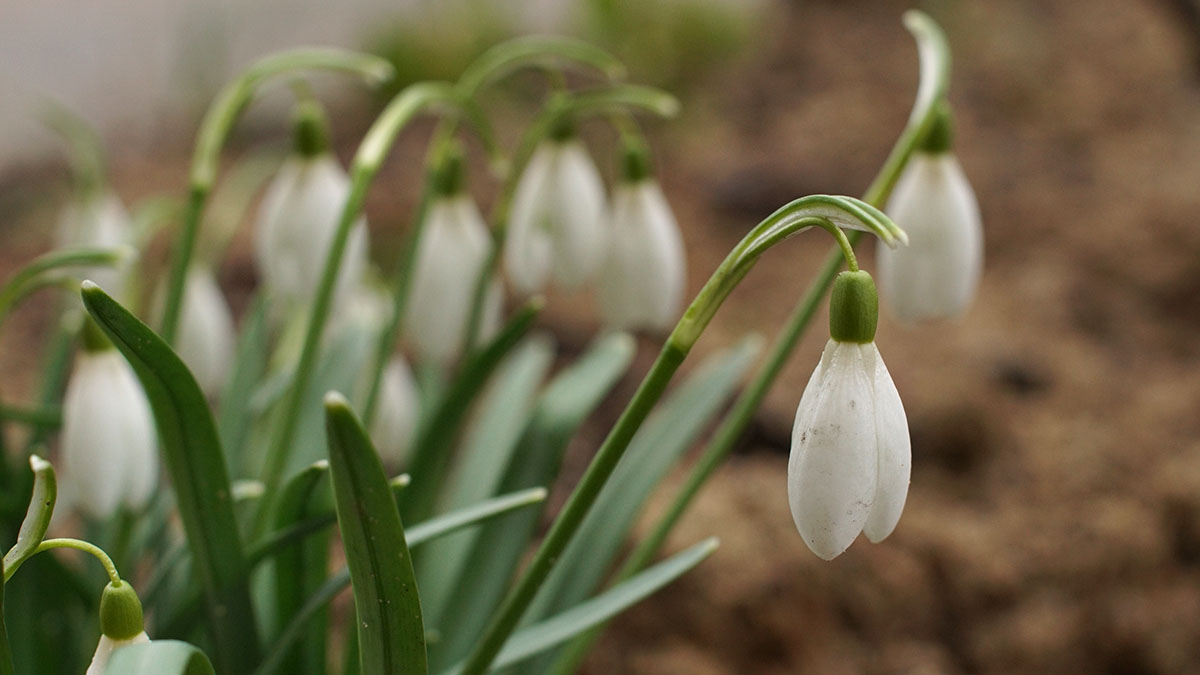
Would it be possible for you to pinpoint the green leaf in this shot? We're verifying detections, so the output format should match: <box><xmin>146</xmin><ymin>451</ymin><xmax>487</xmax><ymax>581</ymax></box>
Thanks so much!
<box><xmin>324</xmin><ymin>392</ymin><xmax>427</xmax><ymax>675</ymax></box>
<box><xmin>106</xmin><ymin>640</ymin><xmax>216</xmax><ymax>675</ymax></box>
<box><xmin>2</xmin><ymin>455</ymin><xmax>57</xmax><ymax>580</ymax></box>
<box><xmin>427</xmin><ymin>332</ymin><xmax>635</xmax><ymax>671</ymax></box>
<box><xmin>80</xmin><ymin>282</ymin><xmax>259</xmax><ymax>672</ymax></box>
<box><xmin>217</xmin><ymin>294</ymin><xmax>269</xmax><ymax>476</ymax></box>
<box><xmin>0</xmin><ymin>247</ymin><xmax>126</xmax><ymax>329</ymax></box>
<box><xmin>516</xmin><ymin>336</ymin><xmax>761</xmax><ymax>669</ymax></box>
<box><xmin>255</xmin><ymin>487</ymin><xmax>549</xmax><ymax>675</ymax></box>
<box><xmin>416</xmin><ymin>334</ymin><xmax>555</xmax><ymax>626</ymax></box>
<box><xmin>0</xmin><ymin>557</ymin><xmax>13</xmax><ymax>675</ymax></box>
<box><xmin>402</xmin><ymin>299</ymin><xmax>542</xmax><ymax>524</ymax></box>
<box><xmin>269</xmin><ymin>461</ymin><xmax>330</xmax><ymax>675</ymax></box>
<box><xmin>441</xmin><ymin>538</ymin><xmax>719</xmax><ymax>675</ymax></box>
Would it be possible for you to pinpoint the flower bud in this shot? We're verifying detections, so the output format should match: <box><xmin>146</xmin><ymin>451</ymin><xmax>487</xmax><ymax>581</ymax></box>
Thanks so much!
<box><xmin>60</xmin><ymin>348</ymin><xmax>158</xmax><ymax>518</ymax></box>
<box><xmin>369</xmin><ymin>356</ymin><xmax>420</xmax><ymax>466</ymax></box>
<box><xmin>168</xmin><ymin>265</ymin><xmax>235</xmax><ymax>397</ymax></box>
<box><xmin>597</xmin><ymin>146</ymin><xmax>686</xmax><ymax>331</ymax></box>
<box><xmin>87</xmin><ymin>580</ymin><xmax>150</xmax><ymax>675</ymax></box>
<box><xmin>56</xmin><ymin>191</ymin><xmax>134</xmax><ymax>294</ymax></box>
<box><xmin>876</xmin><ymin>106</ymin><xmax>983</xmax><ymax>322</ymax></box>
<box><xmin>504</xmin><ymin>137</ymin><xmax>608</xmax><ymax>294</ymax></box>
<box><xmin>253</xmin><ymin>149</ymin><xmax>369</xmax><ymax>311</ymax></box>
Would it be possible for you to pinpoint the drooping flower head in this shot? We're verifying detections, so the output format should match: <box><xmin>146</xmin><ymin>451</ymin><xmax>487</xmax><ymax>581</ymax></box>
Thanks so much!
<box><xmin>788</xmin><ymin>270</ymin><xmax>911</xmax><ymax>560</ymax></box>
<box><xmin>254</xmin><ymin>100</ymin><xmax>368</xmax><ymax>311</ymax></box>
<box><xmin>60</xmin><ymin>324</ymin><xmax>159</xmax><ymax>518</ymax></box>
<box><xmin>597</xmin><ymin>139</ymin><xmax>686</xmax><ymax>332</ymax></box>
<box><xmin>86</xmin><ymin>580</ymin><xmax>150</xmax><ymax>675</ymax></box>
<box><xmin>165</xmin><ymin>264</ymin><xmax>236</xmax><ymax>397</ymax></box>
<box><xmin>406</xmin><ymin>143</ymin><xmax>503</xmax><ymax>364</ymax></box>
<box><xmin>504</xmin><ymin>120</ymin><xmax>608</xmax><ymax>295</ymax></box>
<box><xmin>369</xmin><ymin>355</ymin><xmax>420</xmax><ymax>466</ymax></box>
<box><xmin>56</xmin><ymin>190</ymin><xmax>135</xmax><ymax>297</ymax></box>
<box><xmin>877</xmin><ymin>104</ymin><xmax>983</xmax><ymax>321</ymax></box>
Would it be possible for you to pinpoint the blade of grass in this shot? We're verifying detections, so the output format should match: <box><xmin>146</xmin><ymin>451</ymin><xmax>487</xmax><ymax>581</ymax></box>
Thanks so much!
<box><xmin>80</xmin><ymin>282</ymin><xmax>259</xmax><ymax>673</ymax></box>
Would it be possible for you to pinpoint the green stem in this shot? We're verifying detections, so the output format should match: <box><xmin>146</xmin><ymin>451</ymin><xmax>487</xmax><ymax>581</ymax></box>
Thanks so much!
<box><xmin>27</xmin><ymin>538</ymin><xmax>120</xmax><ymax>585</ymax></box>
<box><xmin>253</xmin><ymin>83</ymin><xmax>466</xmax><ymax>534</ymax></box>
<box><xmin>0</xmin><ymin>247</ymin><xmax>126</xmax><ymax>329</ymax></box>
<box><xmin>455</xmin><ymin>198</ymin><xmax>898</xmax><ymax>675</ymax></box>
<box><xmin>159</xmin><ymin>48</ymin><xmax>394</xmax><ymax>345</ymax></box>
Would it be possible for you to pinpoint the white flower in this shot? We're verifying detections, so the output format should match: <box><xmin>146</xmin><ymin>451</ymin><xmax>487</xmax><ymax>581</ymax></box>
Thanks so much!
<box><xmin>504</xmin><ymin>139</ymin><xmax>607</xmax><ymax>294</ymax></box>
<box><xmin>60</xmin><ymin>349</ymin><xmax>158</xmax><ymax>518</ymax></box>
<box><xmin>369</xmin><ymin>356</ymin><xmax>420</xmax><ymax>466</ymax></box>
<box><xmin>55</xmin><ymin>191</ymin><xmax>133</xmax><ymax>293</ymax></box>
<box><xmin>406</xmin><ymin>194</ymin><xmax>502</xmax><ymax>364</ymax></box>
<box><xmin>171</xmin><ymin>265</ymin><xmax>235</xmax><ymax>396</ymax></box>
<box><xmin>877</xmin><ymin>151</ymin><xmax>983</xmax><ymax>321</ymax></box>
<box><xmin>788</xmin><ymin>338</ymin><xmax>911</xmax><ymax>560</ymax></box>
<box><xmin>253</xmin><ymin>154</ymin><xmax>369</xmax><ymax>309</ymax></box>
<box><xmin>85</xmin><ymin>631</ymin><xmax>150</xmax><ymax>675</ymax></box>
<box><xmin>598</xmin><ymin>179</ymin><xmax>686</xmax><ymax>331</ymax></box>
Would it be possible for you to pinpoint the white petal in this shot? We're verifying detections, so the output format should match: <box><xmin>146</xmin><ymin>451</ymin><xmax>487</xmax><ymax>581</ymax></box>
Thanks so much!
<box><xmin>174</xmin><ymin>266</ymin><xmax>235</xmax><ymax>396</ymax></box>
<box><xmin>504</xmin><ymin>145</ymin><xmax>556</xmax><ymax>295</ymax></box>
<box><xmin>598</xmin><ymin>181</ymin><xmax>686</xmax><ymax>331</ymax></box>
<box><xmin>877</xmin><ymin>152</ymin><xmax>983</xmax><ymax>321</ymax></box>
<box><xmin>788</xmin><ymin>341</ymin><xmax>879</xmax><ymax>559</ymax></box>
<box><xmin>369</xmin><ymin>356</ymin><xmax>420</xmax><ymax>466</ymax></box>
<box><xmin>546</xmin><ymin>141</ymin><xmax>607</xmax><ymax>288</ymax></box>
<box><xmin>60</xmin><ymin>352</ymin><xmax>158</xmax><ymax>518</ymax></box>
<box><xmin>86</xmin><ymin>632</ymin><xmax>150</xmax><ymax>675</ymax></box>
<box><xmin>862</xmin><ymin>344</ymin><xmax>911</xmax><ymax>543</ymax></box>
<box><xmin>406</xmin><ymin>195</ymin><xmax>492</xmax><ymax>363</ymax></box>
<box><xmin>254</xmin><ymin>155</ymin><xmax>369</xmax><ymax>308</ymax></box>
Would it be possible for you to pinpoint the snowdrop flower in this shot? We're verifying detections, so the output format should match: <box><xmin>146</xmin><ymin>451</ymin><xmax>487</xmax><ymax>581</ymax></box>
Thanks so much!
<box><xmin>168</xmin><ymin>265</ymin><xmax>235</xmax><ymax>396</ymax></box>
<box><xmin>86</xmin><ymin>580</ymin><xmax>150</xmax><ymax>675</ymax></box>
<box><xmin>254</xmin><ymin>102</ymin><xmax>368</xmax><ymax>310</ymax></box>
<box><xmin>406</xmin><ymin>148</ymin><xmax>503</xmax><ymax>363</ymax></box>
<box><xmin>369</xmin><ymin>356</ymin><xmax>420</xmax><ymax>466</ymax></box>
<box><xmin>60</xmin><ymin>337</ymin><xmax>158</xmax><ymax>518</ymax></box>
<box><xmin>598</xmin><ymin>143</ymin><xmax>686</xmax><ymax>331</ymax></box>
<box><xmin>504</xmin><ymin>128</ymin><xmax>607</xmax><ymax>294</ymax></box>
<box><xmin>56</xmin><ymin>190</ymin><xmax>133</xmax><ymax>293</ymax></box>
<box><xmin>789</xmin><ymin>270</ymin><xmax>910</xmax><ymax>560</ymax></box>
<box><xmin>877</xmin><ymin>106</ymin><xmax>982</xmax><ymax>321</ymax></box>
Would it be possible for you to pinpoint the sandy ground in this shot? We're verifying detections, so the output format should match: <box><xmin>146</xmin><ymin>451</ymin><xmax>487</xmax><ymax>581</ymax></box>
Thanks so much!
<box><xmin>3</xmin><ymin>0</ymin><xmax>1200</xmax><ymax>673</ymax></box>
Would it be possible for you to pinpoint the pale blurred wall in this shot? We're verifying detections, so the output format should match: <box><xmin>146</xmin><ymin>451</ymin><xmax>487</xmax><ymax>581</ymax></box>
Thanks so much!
<box><xmin>0</xmin><ymin>0</ymin><xmax>564</xmax><ymax>166</ymax></box>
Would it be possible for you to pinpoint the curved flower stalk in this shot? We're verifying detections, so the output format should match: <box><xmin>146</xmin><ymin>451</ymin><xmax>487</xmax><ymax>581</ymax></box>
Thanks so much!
<box><xmin>369</xmin><ymin>356</ymin><xmax>420</xmax><ymax>466</ymax></box>
<box><xmin>877</xmin><ymin>105</ymin><xmax>983</xmax><ymax>321</ymax></box>
<box><xmin>406</xmin><ymin>147</ymin><xmax>504</xmax><ymax>363</ymax></box>
<box><xmin>504</xmin><ymin>130</ymin><xmax>609</xmax><ymax>295</ymax></box>
<box><xmin>86</xmin><ymin>580</ymin><xmax>150</xmax><ymax>675</ymax></box>
<box><xmin>598</xmin><ymin>141</ymin><xmax>685</xmax><ymax>331</ymax></box>
<box><xmin>253</xmin><ymin>102</ymin><xmax>369</xmax><ymax>312</ymax></box>
<box><xmin>55</xmin><ymin>191</ymin><xmax>134</xmax><ymax>295</ymax></box>
<box><xmin>59</xmin><ymin>338</ymin><xmax>158</xmax><ymax>518</ymax></box>
<box><xmin>167</xmin><ymin>265</ymin><xmax>235</xmax><ymax>397</ymax></box>
<box><xmin>788</xmin><ymin>270</ymin><xmax>910</xmax><ymax>559</ymax></box>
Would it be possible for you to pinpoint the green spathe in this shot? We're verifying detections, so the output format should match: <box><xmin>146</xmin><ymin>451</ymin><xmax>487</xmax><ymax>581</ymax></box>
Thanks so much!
<box><xmin>829</xmin><ymin>270</ymin><xmax>878</xmax><ymax>343</ymax></box>
<box><xmin>100</xmin><ymin>580</ymin><xmax>145</xmax><ymax>641</ymax></box>
<box><xmin>292</xmin><ymin>100</ymin><xmax>331</xmax><ymax>158</ymax></box>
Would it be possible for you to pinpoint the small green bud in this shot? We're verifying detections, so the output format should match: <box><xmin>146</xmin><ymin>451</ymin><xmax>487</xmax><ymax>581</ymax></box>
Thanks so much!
<box><xmin>430</xmin><ymin>142</ymin><xmax>466</xmax><ymax>197</ymax></box>
<box><xmin>919</xmin><ymin>102</ymin><xmax>954</xmax><ymax>154</ymax></box>
<box><xmin>620</xmin><ymin>138</ymin><xmax>654</xmax><ymax>183</ymax></box>
<box><xmin>292</xmin><ymin>100</ymin><xmax>331</xmax><ymax>158</ymax></box>
<box><xmin>99</xmin><ymin>580</ymin><xmax>144</xmax><ymax>640</ymax></box>
<box><xmin>80</xmin><ymin>316</ymin><xmax>113</xmax><ymax>353</ymax></box>
<box><xmin>829</xmin><ymin>270</ymin><xmax>878</xmax><ymax>343</ymax></box>
<box><xmin>547</xmin><ymin>114</ymin><xmax>576</xmax><ymax>142</ymax></box>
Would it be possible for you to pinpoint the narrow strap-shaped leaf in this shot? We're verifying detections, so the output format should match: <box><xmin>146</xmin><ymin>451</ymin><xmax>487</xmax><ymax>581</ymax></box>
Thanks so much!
<box><xmin>416</xmin><ymin>335</ymin><xmax>555</xmax><ymax>624</ymax></box>
<box><xmin>427</xmin><ymin>333</ymin><xmax>635</xmax><ymax>671</ymax></box>
<box><xmin>441</xmin><ymin>538</ymin><xmax>719</xmax><ymax>675</ymax></box>
<box><xmin>2</xmin><ymin>455</ymin><xmax>56</xmax><ymax>580</ymax></box>
<box><xmin>80</xmin><ymin>282</ymin><xmax>259</xmax><ymax>672</ymax></box>
<box><xmin>217</xmin><ymin>293</ymin><xmax>269</xmax><ymax>475</ymax></box>
<box><xmin>324</xmin><ymin>392</ymin><xmax>427</xmax><ymax>675</ymax></box>
<box><xmin>402</xmin><ymin>299</ymin><xmax>542</xmax><ymax>523</ymax></box>
<box><xmin>0</xmin><ymin>557</ymin><xmax>13</xmax><ymax>675</ymax></box>
<box><xmin>269</xmin><ymin>460</ymin><xmax>330</xmax><ymax>675</ymax></box>
<box><xmin>105</xmin><ymin>640</ymin><xmax>216</xmax><ymax>675</ymax></box>
<box><xmin>255</xmin><ymin>487</ymin><xmax>548</xmax><ymax>675</ymax></box>
<box><xmin>517</xmin><ymin>336</ymin><xmax>761</xmax><ymax>667</ymax></box>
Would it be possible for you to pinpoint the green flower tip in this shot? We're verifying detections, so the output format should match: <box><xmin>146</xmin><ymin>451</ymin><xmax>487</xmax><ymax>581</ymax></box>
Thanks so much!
<box><xmin>548</xmin><ymin>114</ymin><xmax>577</xmax><ymax>142</ymax></box>
<box><xmin>99</xmin><ymin>580</ymin><xmax>144</xmax><ymax>640</ymax></box>
<box><xmin>431</xmin><ymin>142</ymin><xmax>466</xmax><ymax>197</ymax></box>
<box><xmin>920</xmin><ymin>101</ymin><xmax>955</xmax><ymax>154</ymax></box>
<box><xmin>829</xmin><ymin>270</ymin><xmax>878</xmax><ymax>344</ymax></box>
<box><xmin>620</xmin><ymin>139</ymin><xmax>654</xmax><ymax>183</ymax></box>
<box><xmin>80</xmin><ymin>315</ymin><xmax>113</xmax><ymax>353</ymax></box>
<box><xmin>292</xmin><ymin>100</ymin><xmax>331</xmax><ymax>158</ymax></box>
